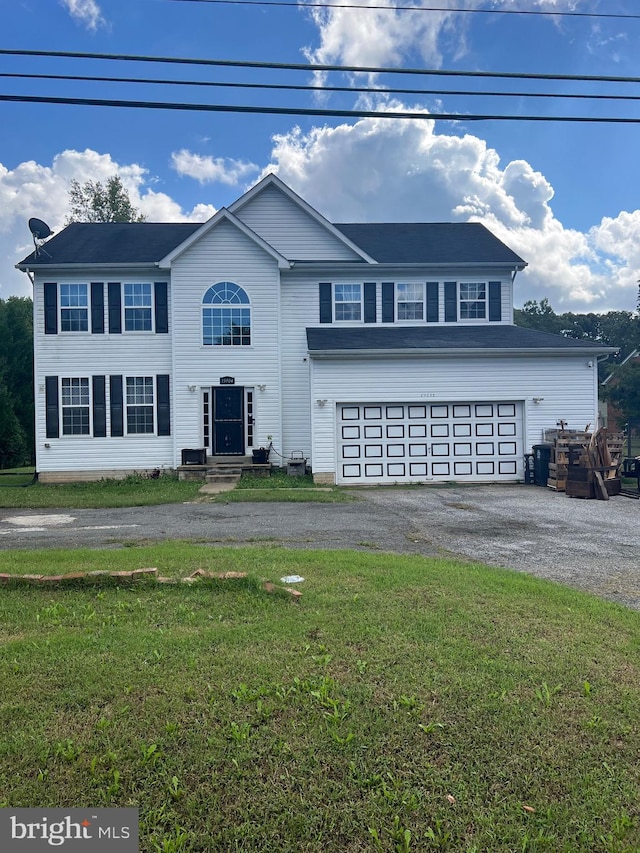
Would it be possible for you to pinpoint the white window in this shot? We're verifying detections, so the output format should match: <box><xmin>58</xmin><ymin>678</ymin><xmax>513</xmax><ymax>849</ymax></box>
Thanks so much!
<box><xmin>60</xmin><ymin>284</ymin><xmax>88</xmax><ymax>332</ymax></box>
<box><xmin>460</xmin><ymin>283</ymin><xmax>486</xmax><ymax>319</ymax></box>
<box><xmin>396</xmin><ymin>283</ymin><xmax>424</xmax><ymax>320</ymax></box>
<box><xmin>334</xmin><ymin>284</ymin><xmax>362</xmax><ymax>322</ymax></box>
<box><xmin>124</xmin><ymin>283</ymin><xmax>153</xmax><ymax>331</ymax></box>
<box><xmin>126</xmin><ymin>376</ymin><xmax>154</xmax><ymax>434</ymax></box>
<box><xmin>61</xmin><ymin>377</ymin><xmax>90</xmax><ymax>435</ymax></box>
<box><xmin>202</xmin><ymin>282</ymin><xmax>251</xmax><ymax>346</ymax></box>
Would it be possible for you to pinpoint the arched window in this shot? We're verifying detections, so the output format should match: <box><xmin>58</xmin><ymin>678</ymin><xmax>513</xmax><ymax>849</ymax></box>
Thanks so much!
<box><xmin>202</xmin><ymin>282</ymin><xmax>251</xmax><ymax>346</ymax></box>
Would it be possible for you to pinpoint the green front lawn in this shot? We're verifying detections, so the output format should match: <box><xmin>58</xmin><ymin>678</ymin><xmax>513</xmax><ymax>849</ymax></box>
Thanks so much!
<box><xmin>0</xmin><ymin>471</ymin><xmax>350</xmax><ymax>508</ymax></box>
<box><xmin>1</xmin><ymin>544</ymin><xmax>638</xmax><ymax>851</ymax></box>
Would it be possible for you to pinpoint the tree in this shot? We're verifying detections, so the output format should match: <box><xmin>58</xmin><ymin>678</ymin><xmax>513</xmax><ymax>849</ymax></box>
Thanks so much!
<box><xmin>601</xmin><ymin>360</ymin><xmax>640</xmax><ymax>424</ymax></box>
<box><xmin>66</xmin><ymin>175</ymin><xmax>146</xmax><ymax>224</ymax></box>
<box><xmin>513</xmin><ymin>298</ymin><xmax>564</xmax><ymax>334</ymax></box>
<box><xmin>0</xmin><ymin>296</ymin><xmax>34</xmax><ymax>466</ymax></box>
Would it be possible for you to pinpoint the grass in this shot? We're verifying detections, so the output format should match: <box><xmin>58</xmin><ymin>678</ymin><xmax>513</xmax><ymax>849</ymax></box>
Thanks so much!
<box><xmin>0</xmin><ymin>470</ymin><xmax>351</xmax><ymax>508</ymax></box>
<box><xmin>219</xmin><ymin>470</ymin><xmax>354</xmax><ymax>503</ymax></box>
<box><xmin>1</xmin><ymin>543</ymin><xmax>639</xmax><ymax>852</ymax></box>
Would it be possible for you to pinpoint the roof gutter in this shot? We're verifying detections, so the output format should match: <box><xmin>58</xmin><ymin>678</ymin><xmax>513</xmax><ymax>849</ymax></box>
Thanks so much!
<box><xmin>16</xmin><ymin>261</ymin><xmax>162</xmax><ymax>273</ymax></box>
<box><xmin>308</xmin><ymin>345</ymin><xmax>618</xmax><ymax>358</ymax></box>
<box><xmin>290</xmin><ymin>261</ymin><xmax>526</xmax><ymax>271</ymax></box>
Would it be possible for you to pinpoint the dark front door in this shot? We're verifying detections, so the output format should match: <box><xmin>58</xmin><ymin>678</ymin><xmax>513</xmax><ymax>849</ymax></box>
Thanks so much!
<box><xmin>212</xmin><ymin>387</ymin><xmax>244</xmax><ymax>455</ymax></box>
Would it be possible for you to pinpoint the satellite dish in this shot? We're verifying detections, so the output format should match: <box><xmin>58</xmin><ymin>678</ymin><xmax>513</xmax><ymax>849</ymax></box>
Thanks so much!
<box><xmin>28</xmin><ymin>217</ymin><xmax>54</xmax><ymax>258</ymax></box>
<box><xmin>29</xmin><ymin>218</ymin><xmax>53</xmax><ymax>240</ymax></box>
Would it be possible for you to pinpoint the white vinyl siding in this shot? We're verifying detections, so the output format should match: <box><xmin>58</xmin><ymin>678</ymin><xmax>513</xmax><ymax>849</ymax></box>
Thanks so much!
<box><xmin>169</xmin><ymin>219</ymin><xmax>282</xmax><ymax>455</ymax></box>
<box><xmin>33</xmin><ymin>272</ymin><xmax>173</xmax><ymax>474</ymax></box>
<box><xmin>233</xmin><ymin>184</ymin><xmax>363</xmax><ymax>261</ymax></box>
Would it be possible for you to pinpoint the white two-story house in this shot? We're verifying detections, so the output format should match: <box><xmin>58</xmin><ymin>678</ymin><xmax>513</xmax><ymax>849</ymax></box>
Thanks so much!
<box><xmin>17</xmin><ymin>173</ymin><xmax>613</xmax><ymax>484</ymax></box>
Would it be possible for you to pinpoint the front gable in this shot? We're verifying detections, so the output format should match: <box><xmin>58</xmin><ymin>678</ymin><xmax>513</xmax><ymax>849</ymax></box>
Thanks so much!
<box><xmin>230</xmin><ymin>175</ymin><xmax>373</xmax><ymax>263</ymax></box>
<box><xmin>158</xmin><ymin>207</ymin><xmax>289</xmax><ymax>270</ymax></box>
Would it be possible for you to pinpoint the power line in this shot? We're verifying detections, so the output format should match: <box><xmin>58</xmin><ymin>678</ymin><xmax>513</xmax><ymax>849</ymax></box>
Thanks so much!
<box><xmin>2</xmin><ymin>92</ymin><xmax>640</xmax><ymax>122</ymax></box>
<box><xmin>4</xmin><ymin>71</ymin><xmax>640</xmax><ymax>103</ymax></box>
<box><xmin>3</xmin><ymin>48</ymin><xmax>640</xmax><ymax>86</ymax></box>
<box><xmin>162</xmin><ymin>0</ymin><xmax>640</xmax><ymax>21</ymax></box>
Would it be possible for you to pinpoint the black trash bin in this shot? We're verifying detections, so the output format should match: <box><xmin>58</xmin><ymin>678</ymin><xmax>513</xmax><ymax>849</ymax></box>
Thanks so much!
<box><xmin>532</xmin><ymin>444</ymin><xmax>552</xmax><ymax>487</ymax></box>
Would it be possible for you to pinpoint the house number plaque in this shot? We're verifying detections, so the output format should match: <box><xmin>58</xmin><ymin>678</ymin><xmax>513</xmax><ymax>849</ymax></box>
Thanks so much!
<box><xmin>219</xmin><ymin>376</ymin><xmax>235</xmax><ymax>385</ymax></box>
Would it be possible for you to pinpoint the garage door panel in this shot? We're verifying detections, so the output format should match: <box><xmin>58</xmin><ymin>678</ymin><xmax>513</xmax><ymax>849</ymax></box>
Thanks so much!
<box><xmin>337</xmin><ymin>401</ymin><xmax>523</xmax><ymax>484</ymax></box>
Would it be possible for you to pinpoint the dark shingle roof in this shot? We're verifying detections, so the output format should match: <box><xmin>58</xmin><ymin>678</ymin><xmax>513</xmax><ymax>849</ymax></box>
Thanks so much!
<box><xmin>334</xmin><ymin>222</ymin><xmax>526</xmax><ymax>266</ymax></box>
<box><xmin>306</xmin><ymin>325</ymin><xmax>615</xmax><ymax>353</ymax></box>
<box><xmin>18</xmin><ymin>219</ymin><xmax>526</xmax><ymax>269</ymax></box>
<box><xmin>18</xmin><ymin>222</ymin><xmax>201</xmax><ymax>267</ymax></box>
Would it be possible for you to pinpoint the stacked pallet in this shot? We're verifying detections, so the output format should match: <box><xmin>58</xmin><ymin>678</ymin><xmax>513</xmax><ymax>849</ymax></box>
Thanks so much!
<box><xmin>544</xmin><ymin>426</ymin><xmax>624</xmax><ymax>498</ymax></box>
<box><xmin>545</xmin><ymin>427</ymin><xmax>590</xmax><ymax>491</ymax></box>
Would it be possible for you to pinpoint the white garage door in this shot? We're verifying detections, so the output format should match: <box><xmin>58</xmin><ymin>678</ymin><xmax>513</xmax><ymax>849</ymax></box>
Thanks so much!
<box><xmin>337</xmin><ymin>401</ymin><xmax>523</xmax><ymax>484</ymax></box>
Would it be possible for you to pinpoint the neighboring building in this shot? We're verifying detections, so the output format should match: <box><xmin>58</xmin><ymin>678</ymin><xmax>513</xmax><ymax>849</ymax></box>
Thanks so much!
<box><xmin>17</xmin><ymin>174</ymin><xmax>615</xmax><ymax>484</ymax></box>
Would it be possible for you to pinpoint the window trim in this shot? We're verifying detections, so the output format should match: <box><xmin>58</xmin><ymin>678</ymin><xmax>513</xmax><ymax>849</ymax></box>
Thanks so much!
<box><xmin>60</xmin><ymin>377</ymin><xmax>91</xmax><ymax>436</ymax></box>
<box><xmin>333</xmin><ymin>283</ymin><xmax>363</xmax><ymax>323</ymax></box>
<box><xmin>395</xmin><ymin>282</ymin><xmax>425</xmax><ymax>323</ymax></box>
<box><xmin>202</xmin><ymin>281</ymin><xmax>252</xmax><ymax>347</ymax></box>
<box><xmin>125</xmin><ymin>375</ymin><xmax>156</xmax><ymax>435</ymax></box>
<box><xmin>123</xmin><ymin>282</ymin><xmax>154</xmax><ymax>333</ymax></box>
<box><xmin>458</xmin><ymin>281</ymin><xmax>488</xmax><ymax>321</ymax></box>
<box><xmin>59</xmin><ymin>283</ymin><xmax>89</xmax><ymax>333</ymax></box>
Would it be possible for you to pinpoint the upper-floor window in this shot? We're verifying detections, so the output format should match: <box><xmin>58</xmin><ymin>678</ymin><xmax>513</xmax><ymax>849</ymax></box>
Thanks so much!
<box><xmin>61</xmin><ymin>377</ymin><xmax>90</xmax><ymax>434</ymax></box>
<box><xmin>202</xmin><ymin>282</ymin><xmax>251</xmax><ymax>346</ymax></box>
<box><xmin>460</xmin><ymin>282</ymin><xmax>486</xmax><ymax>319</ymax></box>
<box><xmin>124</xmin><ymin>283</ymin><xmax>153</xmax><ymax>331</ymax></box>
<box><xmin>126</xmin><ymin>376</ymin><xmax>154</xmax><ymax>434</ymax></box>
<box><xmin>60</xmin><ymin>284</ymin><xmax>88</xmax><ymax>332</ymax></box>
<box><xmin>396</xmin><ymin>283</ymin><xmax>424</xmax><ymax>321</ymax></box>
<box><xmin>334</xmin><ymin>284</ymin><xmax>362</xmax><ymax>322</ymax></box>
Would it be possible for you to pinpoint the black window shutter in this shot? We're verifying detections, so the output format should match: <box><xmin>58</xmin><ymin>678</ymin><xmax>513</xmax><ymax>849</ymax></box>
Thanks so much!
<box><xmin>488</xmin><ymin>281</ymin><xmax>502</xmax><ymax>322</ymax></box>
<box><xmin>157</xmin><ymin>374</ymin><xmax>171</xmax><ymax>436</ymax></box>
<box><xmin>426</xmin><ymin>282</ymin><xmax>439</xmax><ymax>323</ymax></box>
<box><xmin>90</xmin><ymin>282</ymin><xmax>104</xmax><ymax>334</ymax></box>
<box><xmin>45</xmin><ymin>376</ymin><xmax>59</xmax><ymax>438</ymax></box>
<box><xmin>110</xmin><ymin>375</ymin><xmax>124</xmax><ymax>437</ymax></box>
<box><xmin>319</xmin><ymin>283</ymin><xmax>332</xmax><ymax>323</ymax></box>
<box><xmin>364</xmin><ymin>283</ymin><xmax>376</xmax><ymax>323</ymax></box>
<box><xmin>44</xmin><ymin>283</ymin><xmax>58</xmax><ymax>335</ymax></box>
<box><xmin>108</xmin><ymin>283</ymin><xmax>122</xmax><ymax>334</ymax></box>
<box><xmin>154</xmin><ymin>282</ymin><xmax>169</xmax><ymax>334</ymax></box>
<box><xmin>444</xmin><ymin>282</ymin><xmax>457</xmax><ymax>322</ymax></box>
<box><xmin>92</xmin><ymin>375</ymin><xmax>106</xmax><ymax>437</ymax></box>
<box><xmin>382</xmin><ymin>282</ymin><xmax>395</xmax><ymax>323</ymax></box>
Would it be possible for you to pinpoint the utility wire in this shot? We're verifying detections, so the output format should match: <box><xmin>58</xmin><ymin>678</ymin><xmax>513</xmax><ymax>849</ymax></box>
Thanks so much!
<box><xmin>3</xmin><ymin>48</ymin><xmax>640</xmax><ymax>86</ymax></box>
<box><xmin>2</xmin><ymin>92</ymin><xmax>640</xmax><ymax>122</ymax></box>
<box><xmin>4</xmin><ymin>71</ymin><xmax>640</xmax><ymax>103</ymax></box>
<box><xmin>162</xmin><ymin>0</ymin><xmax>640</xmax><ymax>21</ymax></box>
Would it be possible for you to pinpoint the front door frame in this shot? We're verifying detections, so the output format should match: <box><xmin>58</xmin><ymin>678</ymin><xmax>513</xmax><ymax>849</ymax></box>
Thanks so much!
<box><xmin>212</xmin><ymin>385</ymin><xmax>245</xmax><ymax>455</ymax></box>
<box><xmin>203</xmin><ymin>386</ymin><xmax>255</xmax><ymax>456</ymax></box>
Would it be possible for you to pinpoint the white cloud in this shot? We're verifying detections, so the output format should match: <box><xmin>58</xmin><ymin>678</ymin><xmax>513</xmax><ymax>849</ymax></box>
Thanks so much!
<box><xmin>0</xmin><ymin>149</ymin><xmax>213</xmax><ymax>299</ymax></box>
<box><xmin>262</xmin><ymin>113</ymin><xmax>640</xmax><ymax>312</ymax></box>
<box><xmin>60</xmin><ymin>0</ymin><xmax>106</xmax><ymax>31</ymax></box>
<box><xmin>302</xmin><ymin>0</ymin><xmax>592</xmax><ymax>75</ymax></box>
<box><xmin>171</xmin><ymin>150</ymin><xmax>259</xmax><ymax>186</ymax></box>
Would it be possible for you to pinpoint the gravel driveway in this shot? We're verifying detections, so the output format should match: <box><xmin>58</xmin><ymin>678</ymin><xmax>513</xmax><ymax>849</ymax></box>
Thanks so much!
<box><xmin>0</xmin><ymin>484</ymin><xmax>638</xmax><ymax>610</ymax></box>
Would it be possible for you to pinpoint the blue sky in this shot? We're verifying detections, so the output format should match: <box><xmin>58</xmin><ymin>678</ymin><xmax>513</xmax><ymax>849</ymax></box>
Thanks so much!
<box><xmin>2</xmin><ymin>0</ymin><xmax>639</xmax><ymax>312</ymax></box>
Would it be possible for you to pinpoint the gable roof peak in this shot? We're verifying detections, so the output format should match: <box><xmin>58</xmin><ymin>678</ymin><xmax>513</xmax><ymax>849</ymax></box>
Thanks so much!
<box><xmin>229</xmin><ymin>173</ymin><xmax>377</xmax><ymax>264</ymax></box>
